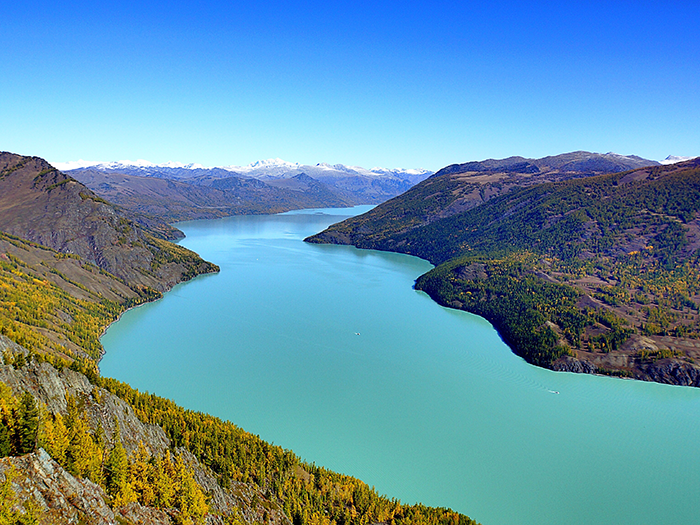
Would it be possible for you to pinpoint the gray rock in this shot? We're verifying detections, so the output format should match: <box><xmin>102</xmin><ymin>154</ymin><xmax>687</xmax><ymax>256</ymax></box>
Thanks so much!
<box><xmin>0</xmin><ymin>336</ymin><xmax>169</xmax><ymax>456</ymax></box>
<box><xmin>0</xmin><ymin>448</ymin><xmax>117</xmax><ymax>524</ymax></box>
<box><xmin>551</xmin><ymin>356</ymin><xmax>597</xmax><ymax>374</ymax></box>
<box><xmin>642</xmin><ymin>359</ymin><xmax>700</xmax><ymax>387</ymax></box>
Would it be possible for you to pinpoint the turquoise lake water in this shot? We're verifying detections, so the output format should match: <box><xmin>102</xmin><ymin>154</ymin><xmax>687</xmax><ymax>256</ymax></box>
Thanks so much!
<box><xmin>100</xmin><ymin>206</ymin><xmax>700</xmax><ymax>525</ymax></box>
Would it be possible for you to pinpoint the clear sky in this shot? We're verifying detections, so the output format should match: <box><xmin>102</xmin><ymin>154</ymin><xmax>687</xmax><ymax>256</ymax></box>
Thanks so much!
<box><xmin>2</xmin><ymin>1</ymin><xmax>698</xmax><ymax>171</ymax></box>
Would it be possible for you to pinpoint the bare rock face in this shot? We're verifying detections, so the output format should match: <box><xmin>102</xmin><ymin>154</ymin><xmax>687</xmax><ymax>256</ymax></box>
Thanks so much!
<box><xmin>551</xmin><ymin>356</ymin><xmax>597</xmax><ymax>374</ymax></box>
<box><xmin>114</xmin><ymin>502</ymin><xmax>174</xmax><ymax>525</ymax></box>
<box><xmin>642</xmin><ymin>359</ymin><xmax>700</xmax><ymax>387</ymax></box>
<box><xmin>0</xmin><ymin>448</ymin><xmax>117</xmax><ymax>525</ymax></box>
<box><xmin>0</xmin><ymin>335</ymin><xmax>170</xmax><ymax>456</ymax></box>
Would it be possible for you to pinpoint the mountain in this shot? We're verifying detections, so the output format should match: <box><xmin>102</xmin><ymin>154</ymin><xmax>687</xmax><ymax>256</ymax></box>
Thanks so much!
<box><xmin>308</xmin><ymin>155</ymin><xmax>700</xmax><ymax>386</ymax></box>
<box><xmin>0</xmin><ymin>334</ymin><xmax>291</xmax><ymax>525</ymax></box>
<box><xmin>69</xmin><ymin>168</ymin><xmax>353</xmax><ymax>222</ymax></box>
<box><xmin>306</xmin><ymin>152</ymin><xmax>660</xmax><ymax>247</ymax></box>
<box><xmin>0</xmin><ymin>152</ymin><xmax>218</xmax><ymax>291</ymax></box>
<box><xmin>660</xmin><ymin>155</ymin><xmax>695</xmax><ymax>165</ymax></box>
<box><xmin>62</xmin><ymin>158</ymin><xmax>434</xmax><ymax>214</ymax></box>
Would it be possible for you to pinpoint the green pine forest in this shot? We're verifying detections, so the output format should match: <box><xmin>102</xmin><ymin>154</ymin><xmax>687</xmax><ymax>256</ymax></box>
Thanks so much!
<box><xmin>309</xmin><ymin>160</ymin><xmax>700</xmax><ymax>378</ymax></box>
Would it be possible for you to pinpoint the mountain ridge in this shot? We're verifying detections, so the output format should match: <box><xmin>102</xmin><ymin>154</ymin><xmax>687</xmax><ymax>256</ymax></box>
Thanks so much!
<box><xmin>0</xmin><ymin>152</ymin><xmax>218</xmax><ymax>292</ymax></box>
<box><xmin>308</xmin><ymin>155</ymin><xmax>700</xmax><ymax>386</ymax></box>
<box><xmin>306</xmin><ymin>151</ymin><xmax>662</xmax><ymax>248</ymax></box>
<box><xmin>54</xmin><ymin>158</ymin><xmax>433</xmax><ymax>182</ymax></box>
<box><xmin>63</xmin><ymin>159</ymin><xmax>434</xmax><ymax>211</ymax></box>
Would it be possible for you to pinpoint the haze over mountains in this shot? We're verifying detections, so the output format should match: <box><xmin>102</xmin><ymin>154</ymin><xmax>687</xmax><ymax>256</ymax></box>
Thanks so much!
<box><xmin>59</xmin><ymin>158</ymin><xmax>432</xmax><ymax>222</ymax></box>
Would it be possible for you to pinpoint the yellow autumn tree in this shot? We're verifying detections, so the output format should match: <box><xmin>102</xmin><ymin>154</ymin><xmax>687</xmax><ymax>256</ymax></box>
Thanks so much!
<box><xmin>38</xmin><ymin>412</ymin><xmax>70</xmax><ymax>464</ymax></box>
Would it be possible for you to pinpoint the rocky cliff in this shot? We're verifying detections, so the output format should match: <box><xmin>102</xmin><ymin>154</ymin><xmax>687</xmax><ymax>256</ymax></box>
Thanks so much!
<box><xmin>0</xmin><ymin>334</ymin><xmax>290</xmax><ymax>525</ymax></box>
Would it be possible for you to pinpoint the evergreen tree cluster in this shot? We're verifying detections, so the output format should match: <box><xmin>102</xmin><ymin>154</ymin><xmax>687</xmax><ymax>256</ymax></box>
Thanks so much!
<box><xmin>99</xmin><ymin>376</ymin><xmax>479</xmax><ymax>525</ymax></box>
<box><xmin>39</xmin><ymin>394</ymin><xmax>209</xmax><ymax>524</ymax></box>
<box><xmin>0</xmin><ymin>385</ymin><xmax>38</xmax><ymax>459</ymax></box>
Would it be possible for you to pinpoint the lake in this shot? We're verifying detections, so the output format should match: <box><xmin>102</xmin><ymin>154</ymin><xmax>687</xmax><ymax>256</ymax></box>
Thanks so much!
<box><xmin>100</xmin><ymin>206</ymin><xmax>700</xmax><ymax>525</ymax></box>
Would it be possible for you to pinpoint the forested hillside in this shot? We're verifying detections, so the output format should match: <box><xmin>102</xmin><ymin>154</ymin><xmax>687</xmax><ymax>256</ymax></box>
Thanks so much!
<box><xmin>0</xmin><ymin>152</ymin><xmax>478</xmax><ymax>524</ymax></box>
<box><xmin>306</xmin><ymin>151</ymin><xmax>658</xmax><ymax>248</ymax></box>
<box><xmin>309</xmin><ymin>159</ymin><xmax>700</xmax><ymax>385</ymax></box>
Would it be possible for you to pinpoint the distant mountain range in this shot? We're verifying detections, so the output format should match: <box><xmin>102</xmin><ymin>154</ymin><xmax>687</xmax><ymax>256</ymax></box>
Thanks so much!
<box><xmin>60</xmin><ymin>158</ymin><xmax>434</xmax><ymax>221</ymax></box>
<box><xmin>56</xmin><ymin>157</ymin><xmax>433</xmax><ymax>184</ymax></box>
<box><xmin>0</xmin><ymin>152</ymin><xmax>217</xmax><ymax>292</ymax></box>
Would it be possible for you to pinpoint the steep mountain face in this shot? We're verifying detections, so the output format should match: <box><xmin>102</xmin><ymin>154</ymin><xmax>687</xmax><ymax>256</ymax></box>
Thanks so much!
<box><xmin>0</xmin><ymin>152</ymin><xmax>217</xmax><ymax>292</ymax></box>
<box><xmin>309</xmin><ymin>157</ymin><xmax>700</xmax><ymax>386</ymax></box>
<box><xmin>0</xmin><ymin>230</ymin><xmax>146</xmax><ymax>362</ymax></box>
<box><xmin>308</xmin><ymin>152</ymin><xmax>659</xmax><ymax>247</ymax></box>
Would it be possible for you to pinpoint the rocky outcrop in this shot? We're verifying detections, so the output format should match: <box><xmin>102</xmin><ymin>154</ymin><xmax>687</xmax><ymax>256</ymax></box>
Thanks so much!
<box><xmin>0</xmin><ymin>335</ymin><xmax>169</xmax><ymax>456</ymax></box>
<box><xmin>0</xmin><ymin>448</ymin><xmax>117</xmax><ymax>524</ymax></box>
<box><xmin>551</xmin><ymin>348</ymin><xmax>700</xmax><ymax>387</ymax></box>
<box><xmin>0</xmin><ymin>334</ymin><xmax>291</xmax><ymax>525</ymax></box>
<box><xmin>551</xmin><ymin>356</ymin><xmax>598</xmax><ymax>374</ymax></box>
<box><xmin>640</xmin><ymin>359</ymin><xmax>700</xmax><ymax>387</ymax></box>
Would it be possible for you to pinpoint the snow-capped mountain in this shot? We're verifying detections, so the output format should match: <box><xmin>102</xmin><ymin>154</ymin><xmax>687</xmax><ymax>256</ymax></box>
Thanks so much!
<box><xmin>59</xmin><ymin>158</ymin><xmax>434</xmax><ymax>206</ymax></box>
<box><xmin>55</xmin><ymin>158</ymin><xmax>432</xmax><ymax>183</ymax></box>
<box><xmin>660</xmin><ymin>155</ymin><xmax>696</xmax><ymax>165</ymax></box>
<box><xmin>53</xmin><ymin>159</ymin><xmax>207</xmax><ymax>171</ymax></box>
<box><xmin>53</xmin><ymin>158</ymin><xmax>433</xmax><ymax>179</ymax></box>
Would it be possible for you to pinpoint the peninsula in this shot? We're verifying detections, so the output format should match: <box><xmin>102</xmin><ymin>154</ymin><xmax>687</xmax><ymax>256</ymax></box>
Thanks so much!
<box><xmin>307</xmin><ymin>153</ymin><xmax>700</xmax><ymax>387</ymax></box>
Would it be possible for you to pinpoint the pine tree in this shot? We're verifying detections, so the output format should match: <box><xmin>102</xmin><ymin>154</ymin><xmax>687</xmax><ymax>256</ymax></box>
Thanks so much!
<box><xmin>39</xmin><ymin>413</ymin><xmax>70</xmax><ymax>464</ymax></box>
<box><xmin>0</xmin><ymin>422</ymin><xmax>10</xmax><ymax>458</ymax></box>
<box><xmin>105</xmin><ymin>422</ymin><xmax>128</xmax><ymax>494</ymax></box>
<box><xmin>14</xmin><ymin>393</ymin><xmax>38</xmax><ymax>455</ymax></box>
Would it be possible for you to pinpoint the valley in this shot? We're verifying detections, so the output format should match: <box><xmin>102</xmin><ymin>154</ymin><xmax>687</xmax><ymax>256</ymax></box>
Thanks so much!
<box><xmin>1</xmin><ymin>148</ymin><xmax>700</xmax><ymax>524</ymax></box>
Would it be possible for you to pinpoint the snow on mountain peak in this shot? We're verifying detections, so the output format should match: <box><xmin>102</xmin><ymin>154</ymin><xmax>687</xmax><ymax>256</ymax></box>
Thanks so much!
<box><xmin>51</xmin><ymin>158</ymin><xmax>433</xmax><ymax>183</ymax></box>
<box><xmin>248</xmin><ymin>158</ymin><xmax>298</xmax><ymax>168</ymax></box>
<box><xmin>660</xmin><ymin>155</ymin><xmax>694</xmax><ymax>165</ymax></box>
<box><xmin>51</xmin><ymin>159</ymin><xmax>105</xmax><ymax>171</ymax></box>
<box><xmin>52</xmin><ymin>159</ymin><xmax>210</xmax><ymax>171</ymax></box>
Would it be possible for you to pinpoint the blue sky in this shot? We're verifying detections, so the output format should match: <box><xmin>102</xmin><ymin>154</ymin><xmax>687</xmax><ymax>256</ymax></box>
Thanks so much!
<box><xmin>2</xmin><ymin>1</ymin><xmax>698</xmax><ymax>170</ymax></box>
